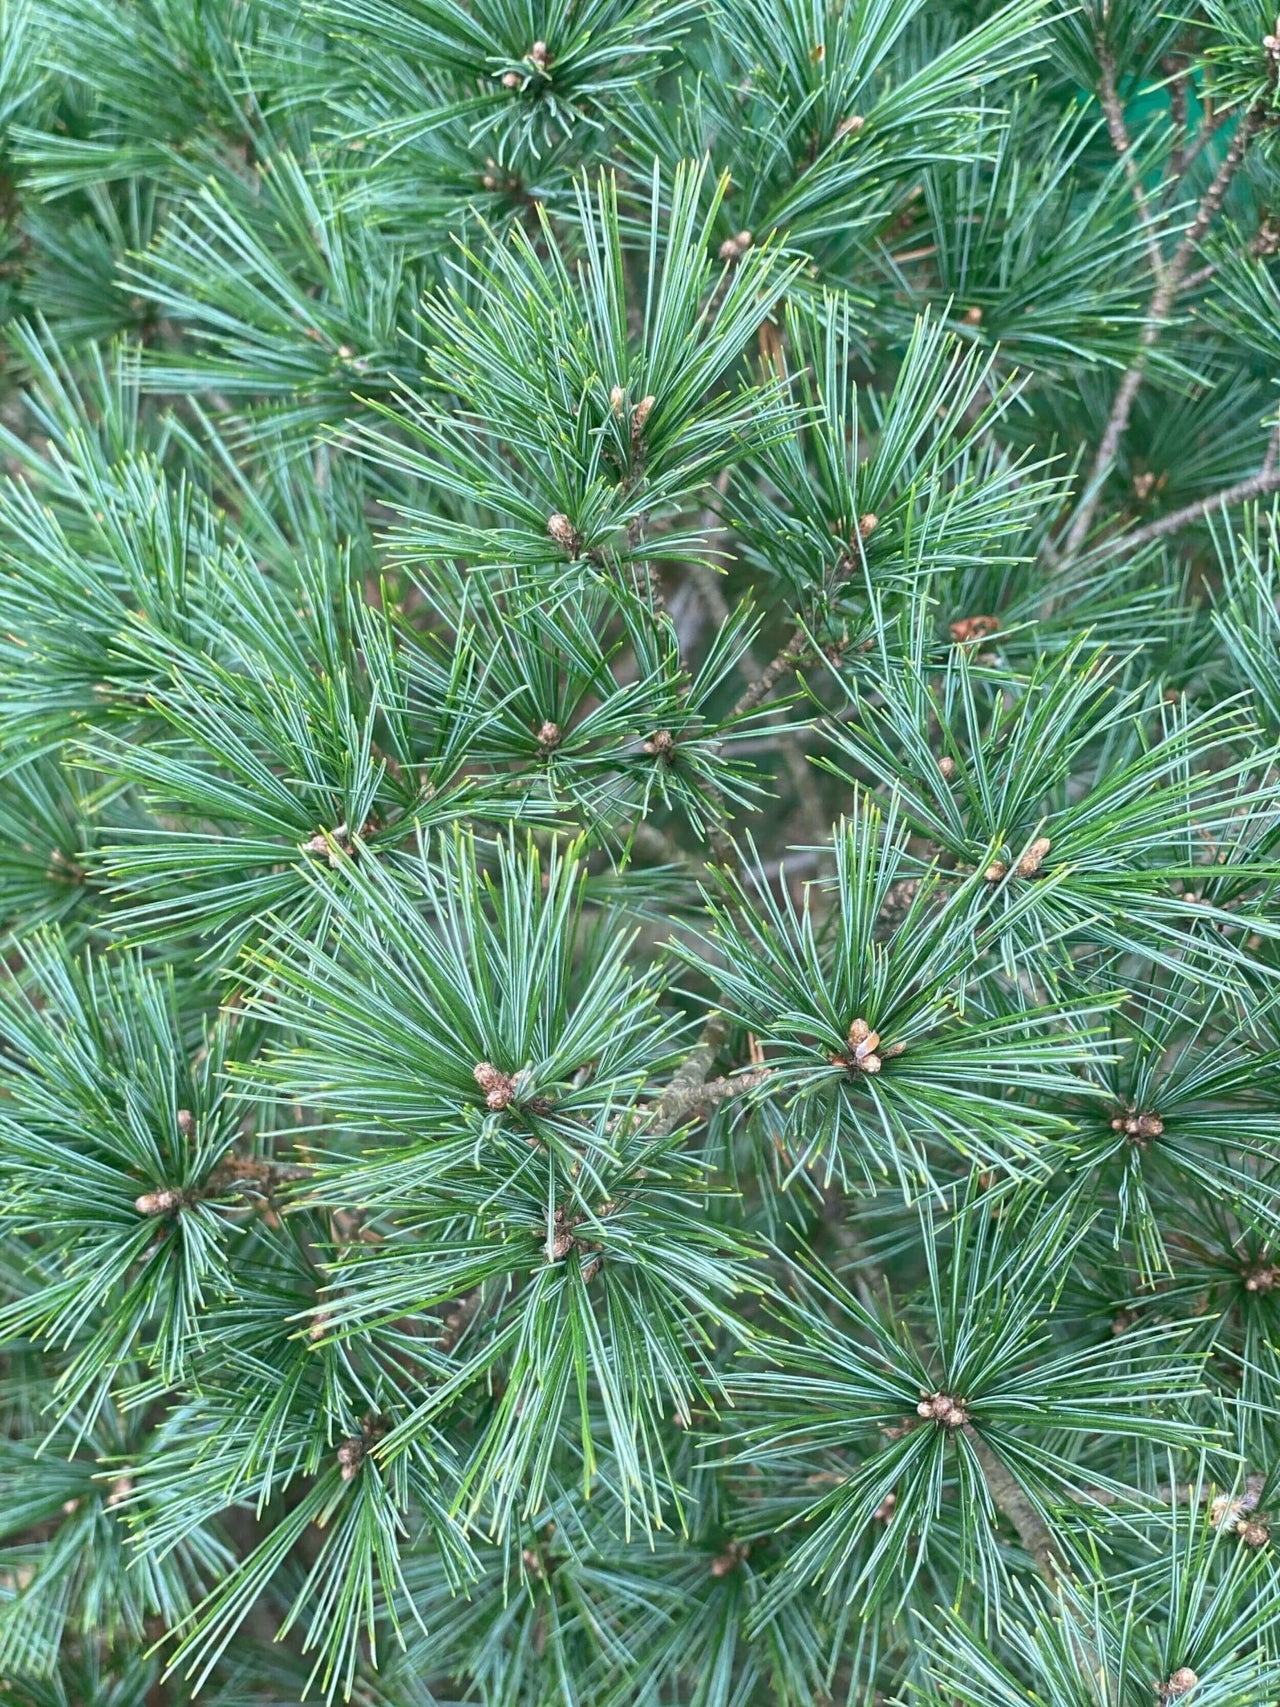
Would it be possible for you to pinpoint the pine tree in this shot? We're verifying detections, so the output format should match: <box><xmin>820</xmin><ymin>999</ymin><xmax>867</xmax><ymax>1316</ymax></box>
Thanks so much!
<box><xmin>0</xmin><ymin>0</ymin><xmax>1279</xmax><ymax>1702</ymax></box>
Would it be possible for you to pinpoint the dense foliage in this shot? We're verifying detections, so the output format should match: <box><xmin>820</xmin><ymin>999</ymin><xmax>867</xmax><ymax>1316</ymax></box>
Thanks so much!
<box><xmin>1</xmin><ymin>0</ymin><xmax>1280</xmax><ymax>1702</ymax></box>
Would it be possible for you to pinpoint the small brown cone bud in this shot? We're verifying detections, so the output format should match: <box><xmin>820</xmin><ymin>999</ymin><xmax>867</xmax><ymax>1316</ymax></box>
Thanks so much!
<box><xmin>546</xmin><ymin>512</ymin><xmax>582</xmax><ymax>557</ymax></box>
<box><xmin>135</xmin><ymin>1187</ymin><xmax>184</xmax><ymax>1216</ymax></box>
<box><xmin>1242</xmin><ymin>1262</ymin><xmax>1279</xmax><ymax>1293</ymax></box>
<box><xmin>950</xmin><ymin>614</ymin><xmax>1000</xmax><ymax>644</ymax></box>
<box><xmin>609</xmin><ymin>384</ymin><xmax>625</xmax><ymax>414</ymax></box>
<box><xmin>106</xmin><ymin>1474</ymin><xmax>133</xmax><ymax>1507</ymax></box>
<box><xmin>709</xmin><ymin>1541</ymin><xmax>748</xmax><ymax>1577</ymax></box>
<box><xmin>916</xmin><ymin>1391</ymin><xmax>968</xmax><ymax>1428</ymax></box>
<box><xmin>501</xmin><ymin>70</ymin><xmax>521</xmax><ymax>87</ymax></box>
<box><xmin>633</xmin><ymin>394</ymin><xmax>656</xmax><ymax>431</ymax></box>
<box><xmin>873</xmin><ymin>1491</ymin><xmax>897</xmax><ymax>1521</ymax></box>
<box><xmin>529</xmin><ymin>39</ymin><xmax>549</xmax><ymax>68</ymax></box>
<box><xmin>1239</xmin><ymin>1519</ymin><xmax>1270</xmax><ymax>1548</ymax></box>
<box><xmin>857</xmin><ymin>511</ymin><xmax>878</xmax><ymax>538</ymax></box>
<box><xmin>962</xmin><ymin>305</ymin><xmax>983</xmax><ymax>326</ymax></box>
<box><xmin>643</xmin><ymin>729</ymin><xmax>675</xmax><ymax>759</ymax></box>
<box><xmin>473</xmin><ymin>1062</ymin><xmax>516</xmax><ymax>1110</ymax></box>
<box><xmin>536</xmin><ymin>720</ymin><xmax>562</xmax><ymax>751</ymax></box>
<box><xmin>836</xmin><ymin>113</ymin><xmax>864</xmax><ymax>137</ymax></box>
<box><xmin>176</xmin><ymin>1108</ymin><xmax>195</xmax><ymax>1135</ymax></box>
<box><xmin>938</xmin><ymin>755</ymin><xmax>956</xmax><ymax>779</ymax></box>
<box><xmin>336</xmin><ymin>1438</ymin><xmax>364</xmax><ymax>1481</ymax></box>
<box><xmin>1015</xmin><ymin>835</ymin><xmax>1051</xmax><ymax>878</ymax></box>
<box><xmin>1162</xmin><ymin>1669</ymin><xmax>1198</xmax><ymax>1699</ymax></box>
<box><xmin>984</xmin><ymin>860</ymin><xmax>1008</xmax><ymax>882</ymax></box>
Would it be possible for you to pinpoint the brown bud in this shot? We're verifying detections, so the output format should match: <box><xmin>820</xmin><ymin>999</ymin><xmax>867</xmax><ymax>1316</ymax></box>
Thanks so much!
<box><xmin>546</xmin><ymin>512</ymin><xmax>582</xmax><ymax>557</ymax></box>
<box><xmin>938</xmin><ymin>755</ymin><xmax>956</xmax><ymax>779</ymax></box>
<box><xmin>833</xmin><ymin>1018</ymin><xmax>885</xmax><ymax>1074</ymax></box>
<box><xmin>873</xmin><ymin>1491</ymin><xmax>897</xmax><ymax>1521</ymax></box>
<box><xmin>1122</xmin><ymin>1109</ymin><xmax>1163</xmax><ymax>1146</ymax></box>
<box><xmin>1239</xmin><ymin>1519</ymin><xmax>1271</xmax><ymax>1549</ymax></box>
<box><xmin>106</xmin><ymin>1474</ymin><xmax>133</xmax><ymax>1507</ymax></box>
<box><xmin>1242</xmin><ymin>1262</ymin><xmax>1279</xmax><ymax>1293</ymax></box>
<box><xmin>336</xmin><ymin>1437</ymin><xmax>364</xmax><ymax>1481</ymax></box>
<box><xmin>916</xmin><ymin>1391</ymin><xmax>968</xmax><ymax>1428</ymax></box>
<box><xmin>535</xmin><ymin>720</ymin><xmax>562</xmax><ymax>751</ymax></box>
<box><xmin>1162</xmin><ymin>1669</ymin><xmax>1198</xmax><ymax>1699</ymax></box>
<box><xmin>547</xmin><ymin>1210</ymin><xmax>577</xmax><ymax>1261</ymax></box>
<box><xmin>718</xmin><ymin>230</ymin><xmax>753</xmax><ymax>262</ymax></box>
<box><xmin>1015</xmin><ymin>836</ymin><xmax>1052</xmax><ymax>878</ymax></box>
<box><xmin>962</xmin><ymin>305</ymin><xmax>983</xmax><ymax>327</ymax></box>
<box><xmin>709</xmin><ymin>1541</ymin><xmax>748</xmax><ymax>1577</ymax></box>
<box><xmin>836</xmin><ymin>113</ymin><xmax>865</xmax><ymax>137</ymax></box>
<box><xmin>858</xmin><ymin>511</ymin><xmax>878</xmax><ymax>538</ymax></box>
<box><xmin>950</xmin><ymin>614</ymin><xmax>1000</xmax><ymax>644</ymax></box>
<box><xmin>308</xmin><ymin>1310</ymin><xmax>331</xmax><ymax>1342</ymax></box>
<box><xmin>983</xmin><ymin>860</ymin><xmax>1008</xmax><ymax>882</ymax></box>
<box><xmin>609</xmin><ymin>384</ymin><xmax>626</xmax><ymax>414</ymax></box>
<box><xmin>473</xmin><ymin>1062</ymin><xmax>516</xmax><ymax>1110</ymax></box>
<box><xmin>135</xmin><ymin>1187</ymin><xmax>184</xmax><ymax>1216</ymax></box>
<box><xmin>501</xmin><ymin>69</ymin><xmax>521</xmax><ymax>87</ymax></box>
<box><xmin>633</xmin><ymin>394</ymin><xmax>656</xmax><ymax>431</ymax></box>
<box><xmin>176</xmin><ymin>1108</ymin><xmax>195</xmax><ymax>1135</ymax></box>
<box><xmin>643</xmin><ymin>729</ymin><xmax>675</xmax><ymax>759</ymax></box>
<box><xmin>529</xmin><ymin>39</ymin><xmax>549</xmax><ymax>68</ymax></box>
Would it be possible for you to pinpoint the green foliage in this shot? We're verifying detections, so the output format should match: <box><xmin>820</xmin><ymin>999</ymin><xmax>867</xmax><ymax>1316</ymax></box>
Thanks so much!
<box><xmin>0</xmin><ymin>1</ymin><xmax>1277</xmax><ymax>1703</ymax></box>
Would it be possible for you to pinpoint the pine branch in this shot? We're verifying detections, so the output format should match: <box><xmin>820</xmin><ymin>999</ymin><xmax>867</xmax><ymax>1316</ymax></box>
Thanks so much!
<box><xmin>963</xmin><ymin>1426</ymin><xmax>1066</xmax><ymax>1587</ymax></box>
<box><xmin>648</xmin><ymin>1012</ymin><xmax>732</xmax><ymax>1135</ymax></box>
<box><xmin>650</xmin><ymin>1066</ymin><xmax>771</xmax><ymax>1127</ymax></box>
<box><xmin>1116</xmin><ymin>420</ymin><xmax>1280</xmax><ymax>550</ymax></box>
<box><xmin>1097</xmin><ymin>43</ymin><xmax>1166</xmax><ymax>279</ymax></box>
<box><xmin>1061</xmin><ymin>107</ymin><xmax>1261</xmax><ymax>559</ymax></box>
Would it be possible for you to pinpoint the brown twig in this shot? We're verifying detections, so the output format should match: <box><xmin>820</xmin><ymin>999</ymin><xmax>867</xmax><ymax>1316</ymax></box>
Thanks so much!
<box><xmin>1164</xmin><ymin>102</ymin><xmax>1234</xmax><ymax>193</ymax></box>
<box><xmin>1060</xmin><ymin>107</ymin><xmax>1260</xmax><ymax>560</ymax></box>
<box><xmin>964</xmin><ymin>1427</ymin><xmax>1066</xmax><ymax>1587</ymax></box>
<box><xmin>652</xmin><ymin>1067</ymin><xmax>771</xmax><ymax>1129</ymax></box>
<box><xmin>648</xmin><ymin>1012</ymin><xmax>732</xmax><ymax>1137</ymax></box>
<box><xmin>1098</xmin><ymin>44</ymin><xmax>1166</xmax><ymax>278</ymax></box>
<box><xmin>1117</xmin><ymin>418</ymin><xmax>1280</xmax><ymax>550</ymax></box>
<box><xmin>1165</xmin><ymin>57</ymin><xmax>1189</xmax><ymax>178</ymax></box>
